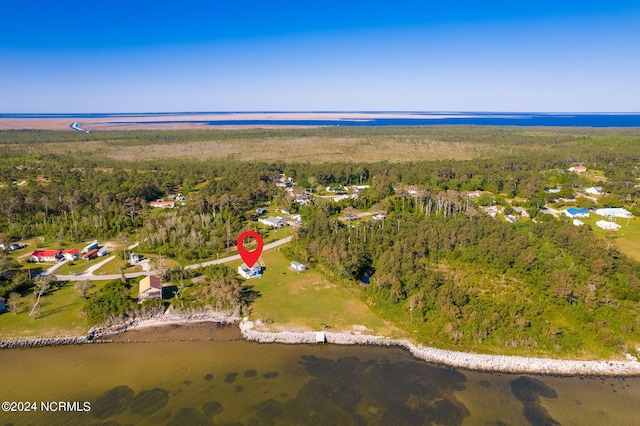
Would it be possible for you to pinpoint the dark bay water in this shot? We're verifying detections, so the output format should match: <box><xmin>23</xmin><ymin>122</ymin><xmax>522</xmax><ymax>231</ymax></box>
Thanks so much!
<box><xmin>3</xmin><ymin>112</ymin><xmax>640</xmax><ymax>127</ymax></box>
<box><xmin>197</xmin><ymin>114</ymin><xmax>640</xmax><ymax>127</ymax></box>
<box><xmin>1</xmin><ymin>323</ymin><xmax>639</xmax><ymax>425</ymax></box>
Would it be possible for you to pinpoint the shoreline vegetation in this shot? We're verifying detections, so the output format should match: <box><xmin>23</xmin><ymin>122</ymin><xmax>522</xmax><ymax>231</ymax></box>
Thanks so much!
<box><xmin>2</xmin><ymin>314</ymin><xmax>640</xmax><ymax>377</ymax></box>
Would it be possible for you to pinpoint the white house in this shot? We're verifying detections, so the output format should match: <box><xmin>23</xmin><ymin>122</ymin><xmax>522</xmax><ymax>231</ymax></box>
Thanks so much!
<box><xmin>238</xmin><ymin>264</ymin><xmax>262</xmax><ymax>279</ymax></box>
<box><xmin>596</xmin><ymin>220</ymin><xmax>621</xmax><ymax>231</ymax></box>
<box><xmin>573</xmin><ymin>219</ymin><xmax>584</xmax><ymax>226</ymax></box>
<box><xmin>505</xmin><ymin>215</ymin><xmax>518</xmax><ymax>223</ymax></box>
<box><xmin>150</xmin><ymin>200</ymin><xmax>176</xmax><ymax>208</ymax></box>
<box><xmin>258</xmin><ymin>216</ymin><xmax>284</xmax><ymax>228</ymax></box>
<box><xmin>482</xmin><ymin>206</ymin><xmax>502</xmax><ymax>218</ymax></box>
<box><xmin>568</xmin><ymin>166</ymin><xmax>587</xmax><ymax>173</ymax></box>
<box><xmin>595</xmin><ymin>208</ymin><xmax>633</xmax><ymax>219</ymax></box>
<box><xmin>512</xmin><ymin>207</ymin><xmax>530</xmax><ymax>217</ymax></box>
<box><xmin>62</xmin><ymin>248</ymin><xmax>80</xmax><ymax>260</ymax></box>
<box><xmin>584</xmin><ymin>187</ymin><xmax>604</xmax><ymax>195</ymax></box>
<box><xmin>290</xmin><ymin>261</ymin><xmax>307</xmax><ymax>272</ymax></box>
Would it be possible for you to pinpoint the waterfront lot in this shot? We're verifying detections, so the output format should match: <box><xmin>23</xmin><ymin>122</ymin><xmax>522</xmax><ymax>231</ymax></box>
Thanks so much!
<box><xmin>246</xmin><ymin>249</ymin><xmax>401</xmax><ymax>337</ymax></box>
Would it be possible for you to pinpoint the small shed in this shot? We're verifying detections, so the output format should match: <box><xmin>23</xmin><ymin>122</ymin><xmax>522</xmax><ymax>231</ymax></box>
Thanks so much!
<box><xmin>290</xmin><ymin>261</ymin><xmax>307</xmax><ymax>272</ymax></box>
<box><xmin>82</xmin><ymin>241</ymin><xmax>99</xmax><ymax>254</ymax></box>
<box><xmin>83</xmin><ymin>248</ymin><xmax>99</xmax><ymax>260</ymax></box>
<box><xmin>316</xmin><ymin>332</ymin><xmax>326</xmax><ymax>344</ymax></box>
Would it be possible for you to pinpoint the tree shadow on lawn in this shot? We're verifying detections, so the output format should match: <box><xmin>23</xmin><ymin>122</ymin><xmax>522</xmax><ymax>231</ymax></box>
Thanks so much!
<box><xmin>162</xmin><ymin>285</ymin><xmax>177</xmax><ymax>300</ymax></box>
<box><xmin>39</xmin><ymin>302</ymin><xmax>81</xmax><ymax>318</ymax></box>
<box><xmin>241</xmin><ymin>284</ymin><xmax>261</xmax><ymax>305</ymax></box>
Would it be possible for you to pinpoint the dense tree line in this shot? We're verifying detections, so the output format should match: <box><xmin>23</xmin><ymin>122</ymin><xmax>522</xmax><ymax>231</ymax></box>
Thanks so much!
<box><xmin>287</xmin><ymin>198</ymin><xmax>640</xmax><ymax>353</ymax></box>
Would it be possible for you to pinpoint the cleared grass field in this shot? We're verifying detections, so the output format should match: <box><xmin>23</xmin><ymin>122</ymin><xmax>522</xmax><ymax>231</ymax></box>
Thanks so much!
<box><xmin>245</xmin><ymin>249</ymin><xmax>402</xmax><ymax>337</ymax></box>
<box><xmin>0</xmin><ymin>282</ymin><xmax>91</xmax><ymax>339</ymax></box>
<box><xmin>579</xmin><ymin>216</ymin><xmax>640</xmax><ymax>261</ymax></box>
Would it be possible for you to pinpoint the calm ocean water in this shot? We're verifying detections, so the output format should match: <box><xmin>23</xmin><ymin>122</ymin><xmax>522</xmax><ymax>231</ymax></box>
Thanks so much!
<box><xmin>2</xmin><ymin>112</ymin><xmax>640</xmax><ymax>127</ymax></box>
<box><xmin>1</xmin><ymin>324</ymin><xmax>639</xmax><ymax>425</ymax></box>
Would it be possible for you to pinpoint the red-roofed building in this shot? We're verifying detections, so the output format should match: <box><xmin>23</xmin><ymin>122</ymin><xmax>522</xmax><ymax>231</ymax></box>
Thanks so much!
<box><xmin>83</xmin><ymin>248</ymin><xmax>99</xmax><ymax>260</ymax></box>
<box><xmin>30</xmin><ymin>250</ymin><xmax>62</xmax><ymax>262</ymax></box>
<box><xmin>568</xmin><ymin>165</ymin><xmax>587</xmax><ymax>173</ymax></box>
<box><xmin>150</xmin><ymin>200</ymin><xmax>176</xmax><ymax>208</ymax></box>
<box><xmin>62</xmin><ymin>248</ymin><xmax>79</xmax><ymax>260</ymax></box>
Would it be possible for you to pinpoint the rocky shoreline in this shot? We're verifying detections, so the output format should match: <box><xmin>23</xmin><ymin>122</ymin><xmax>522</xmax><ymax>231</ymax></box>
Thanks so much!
<box><xmin>0</xmin><ymin>309</ymin><xmax>239</xmax><ymax>349</ymax></box>
<box><xmin>239</xmin><ymin>319</ymin><xmax>640</xmax><ymax>377</ymax></box>
<box><xmin>0</xmin><ymin>335</ymin><xmax>89</xmax><ymax>349</ymax></box>
<box><xmin>3</xmin><ymin>315</ymin><xmax>640</xmax><ymax>377</ymax></box>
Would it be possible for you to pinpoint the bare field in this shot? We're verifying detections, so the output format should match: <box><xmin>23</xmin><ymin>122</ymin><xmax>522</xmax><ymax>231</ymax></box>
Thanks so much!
<box><xmin>4</xmin><ymin>137</ymin><xmax>486</xmax><ymax>163</ymax></box>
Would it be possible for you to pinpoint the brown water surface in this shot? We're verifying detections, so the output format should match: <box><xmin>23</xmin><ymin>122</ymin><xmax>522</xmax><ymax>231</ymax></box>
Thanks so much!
<box><xmin>1</xmin><ymin>323</ymin><xmax>639</xmax><ymax>425</ymax></box>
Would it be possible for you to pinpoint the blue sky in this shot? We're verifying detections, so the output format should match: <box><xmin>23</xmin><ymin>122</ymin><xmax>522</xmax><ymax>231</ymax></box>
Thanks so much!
<box><xmin>1</xmin><ymin>1</ymin><xmax>639</xmax><ymax>112</ymax></box>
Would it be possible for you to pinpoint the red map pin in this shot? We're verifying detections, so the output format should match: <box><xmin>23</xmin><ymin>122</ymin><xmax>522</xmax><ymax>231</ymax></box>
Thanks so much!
<box><xmin>237</xmin><ymin>230</ymin><xmax>264</xmax><ymax>268</ymax></box>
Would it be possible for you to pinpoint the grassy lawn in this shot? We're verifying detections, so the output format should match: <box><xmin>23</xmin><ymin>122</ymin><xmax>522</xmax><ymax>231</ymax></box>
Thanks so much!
<box><xmin>0</xmin><ymin>282</ymin><xmax>90</xmax><ymax>339</ymax></box>
<box><xmin>95</xmin><ymin>256</ymin><xmax>143</xmax><ymax>274</ymax></box>
<box><xmin>578</xmin><ymin>215</ymin><xmax>640</xmax><ymax>261</ymax></box>
<box><xmin>262</xmin><ymin>226</ymin><xmax>292</xmax><ymax>243</ymax></box>
<box><xmin>53</xmin><ymin>258</ymin><xmax>103</xmax><ymax>275</ymax></box>
<box><xmin>583</xmin><ymin>170</ymin><xmax>608</xmax><ymax>182</ymax></box>
<box><xmin>609</xmin><ymin>218</ymin><xmax>640</xmax><ymax>262</ymax></box>
<box><xmin>246</xmin><ymin>249</ymin><xmax>402</xmax><ymax>337</ymax></box>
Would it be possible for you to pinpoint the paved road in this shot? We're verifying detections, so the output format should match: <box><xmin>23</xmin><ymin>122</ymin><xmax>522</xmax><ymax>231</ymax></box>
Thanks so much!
<box><xmin>54</xmin><ymin>236</ymin><xmax>293</xmax><ymax>281</ymax></box>
<box><xmin>42</xmin><ymin>259</ymin><xmax>69</xmax><ymax>276</ymax></box>
<box><xmin>542</xmin><ymin>205</ymin><xmax>561</xmax><ymax>217</ymax></box>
